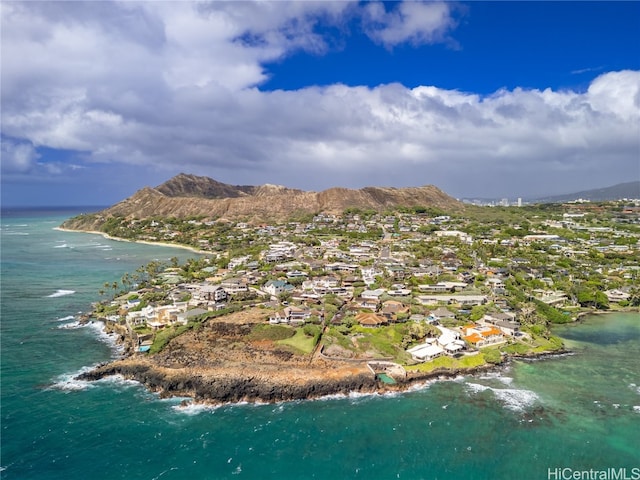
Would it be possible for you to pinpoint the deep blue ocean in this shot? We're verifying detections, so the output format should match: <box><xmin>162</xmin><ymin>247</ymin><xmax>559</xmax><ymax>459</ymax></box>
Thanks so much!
<box><xmin>1</xmin><ymin>208</ymin><xmax>639</xmax><ymax>479</ymax></box>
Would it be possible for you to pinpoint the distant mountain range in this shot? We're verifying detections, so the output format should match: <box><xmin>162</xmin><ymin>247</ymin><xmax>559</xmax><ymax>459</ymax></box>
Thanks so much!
<box><xmin>533</xmin><ymin>181</ymin><xmax>640</xmax><ymax>203</ymax></box>
<box><xmin>61</xmin><ymin>173</ymin><xmax>462</xmax><ymax>230</ymax></box>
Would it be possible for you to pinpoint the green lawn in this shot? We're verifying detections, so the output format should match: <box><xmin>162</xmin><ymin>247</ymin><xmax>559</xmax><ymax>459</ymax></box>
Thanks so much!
<box><xmin>405</xmin><ymin>352</ymin><xmax>486</xmax><ymax>373</ymax></box>
<box><xmin>277</xmin><ymin>328</ymin><xmax>317</xmax><ymax>354</ymax></box>
<box><xmin>247</xmin><ymin>324</ymin><xmax>295</xmax><ymax>341</ymax></box>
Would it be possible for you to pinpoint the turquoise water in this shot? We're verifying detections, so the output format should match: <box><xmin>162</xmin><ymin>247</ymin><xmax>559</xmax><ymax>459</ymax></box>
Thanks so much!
<box><xmin>2</xmin><ymin>209</ymin><xmax>639</xmax><ymax>479</ymax></box>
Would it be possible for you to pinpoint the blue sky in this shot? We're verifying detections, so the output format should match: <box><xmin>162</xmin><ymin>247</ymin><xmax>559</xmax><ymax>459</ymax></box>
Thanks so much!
<box><xmin>263</xmin><ymin>2</ymin><xmax>639</xmax><ymax>93</ymax></box>
<box><xmin>1</xmin><ymin>1</ymin><xmax>639</xmax><ymax>207</ymax></box>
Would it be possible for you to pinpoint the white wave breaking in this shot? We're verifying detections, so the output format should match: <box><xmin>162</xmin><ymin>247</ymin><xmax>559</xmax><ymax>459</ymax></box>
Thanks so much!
<box><xmin>50</xmin><ymin>365</ymin><xmax>97</xmax><ymax>392</ymax></box>
<box><xmin>86</xmin><ymin>322</ymin><xmax>124</xmax><ymax>354</ymax></box>
<box><xmin>55</xmin><ymin>315</ymin><xmax>76</xmax><ymax>322</ymax></box>
<box><xmin>47</xmin><ymin>289</ymin><xmax>75</xmax><ymax>298</ymax></box>
<box><xmin>55</xmin><ymin>318</ymin><xmax>124</xmax><ymax>355</ymax></box>
<box><xmin>465</xmin><ymin>382</ymin><xmax>540</xmax><ymax>412</ymax></box>
<box><xmin>57</xmin><ymin>321</ymin><xmax>83</xmax><ymax>330</ymax></box>
<box><xmin>172</xmin><ymin>402</ymin><xmax>221</xmax><ymax>415</ymax></box>
<box><xmin>479</xmin><ymin>371</ymin><xmax>514</xmax><ymax>385</ymax></box>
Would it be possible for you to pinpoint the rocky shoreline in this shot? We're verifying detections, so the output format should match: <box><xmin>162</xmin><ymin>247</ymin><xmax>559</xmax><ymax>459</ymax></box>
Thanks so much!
<box><xmin>72</xmin><ymin>294</ymin><xmax>587</xmax><ymax>408</ymax></box>
<box><xmin>78</xmin><ymin>358</ymin><xmax>380</xmax><ymax>404</ymax></box>
<box><xmin>75</xmin><ymin>323</ymin><xmax>571</xmax><ymax>407</ymax></box>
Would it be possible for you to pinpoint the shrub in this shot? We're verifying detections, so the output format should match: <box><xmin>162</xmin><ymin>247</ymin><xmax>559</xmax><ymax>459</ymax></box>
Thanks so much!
<box><xmin>482</xmin><ymin>348</ymin><xmax>503</xmax><ymax>364</ymax></box>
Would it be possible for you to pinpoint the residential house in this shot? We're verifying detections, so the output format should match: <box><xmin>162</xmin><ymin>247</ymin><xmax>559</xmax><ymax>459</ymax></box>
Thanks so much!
<box><xmin>355</xmin><ymin>312</ymin><xmax>388</xmax><ymax>328</ymax></box>
<box><xmin>483</xmin><ymin>311</ymin><xmax>517</xmax><ymax>324</ymax></box>
<box><xmin>324</xmin><ymin>262</ymin><xmax>359</xmax><ymax>273</ymax></box>
<box><xmin>126</xmin><ymin>305</ymin><xmax>155</xmax><ymax>327</ymax></box>
<box><xmin>387</xmin><ymin>286</ymin><xmax>412</xmax><ymax>296</ymax></box>
<box><xmin>434</xmin><ymin>230</ymin><xmax>473</xmax><ymax>244</ymax></box>
<box><xmin>417</xmin><ymin>295</ymin><xmax>487</xmax><ymax>307</ymax></box>
<box><xmin>430</xmin><ymin>307</ymin><xmax>456</xmax><ymax>321</ymax></box>
<box><xmin>361</xmin><ymin>288</ymin><xmax>386</xmax><ymax>300</ymax></box>
<box><xmin>380</xmin><ymin>300</ymin><xmax>409</xmax><ymax>322</ymax></box>
<box><xmin>197</xmin><ymin>284</ymin><xmax>227</xmax><ymax>303</ymax></box>
<box><xmin>486</xmin><ymin>277</ymin><xmax>506</xmax><ymax>294</ymax></box>
<box><xmin>535</xmin><ymin>290</ymin><xmax>569</xmax><ymax>306</ymax></box>
<box><xmin>605</xmin><ymin>289</ymin><xmax>631</xmax><ymax>303</ymax></box>
<box><xmin>342</xmin><ymin>276</ymin><xmax>361</xmax><ymax>287</ymax></box>
<box><xmin>386</xmin><ymin>265</ymin><xmax>406</xmax><ymax>280</ymax></box>
<box><xmin>418</xmin><ymin>282</ymin><xmax>468</xmax><ymax>293</ymax></box>
<box><xmin>221</xmin><ymin>277</ymin><xmax>249</xmax><ymax>294</ymax></box>
<box><xmin>263</xmin><ymin>279</ymin><xmax>294</xmax><ymax>297</ymax></box>
<box><xmin>286</xmin><ymin>270</ymin><xmax>308</xmax><ymax>279</ymax></box>
<box><xmin>284</xmin><ymin>306</ymin><xmax>312</xmax><ymax>325</ymax></box>
<box><xmin>407</xmin><ymin>341</ymin><xmax>444</xmax><ymax>362</ymax></box>
<box><xmin>462</xmin><ymin>324</ymin><xmax>505</xmax><ymax>348</ymax></box>
<box><xmin>354</xmin><ymin>297</ymin><xmax>380</xmax><ymax>310</ymax></box>
<box><xmin>494</xmin><ymin>320</ymin><xmax>520</xmax><ymax>336</ymax></box>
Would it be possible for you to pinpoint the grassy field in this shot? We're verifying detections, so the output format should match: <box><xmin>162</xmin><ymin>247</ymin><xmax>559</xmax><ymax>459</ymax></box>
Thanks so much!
<box><xmin>247</xmin><ymin>324</ymin><xmax>295</xmax><ymax>341</ymax></box>
<box><xmin>351</xmin><ymin>324</ymin><xmax>408</xmax><ymax>359</ymax></box>
<box><xmin>405</xmin><ymin>352</ymin><xmax>486</xmax><ymax>373</ymax></box>
<box><xmin>277</xmin><ymin>328</ymin><xmax>317</xmax><ymax>354</ymax></box>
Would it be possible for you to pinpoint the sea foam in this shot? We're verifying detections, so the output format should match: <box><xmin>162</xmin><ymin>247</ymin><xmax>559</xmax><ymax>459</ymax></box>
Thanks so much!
<box><xmin>57</xmin><ymin>321</ymin><xmax>83</xmax><ymax>330</ymax></box>
<box><xmin>50</xmin><ymin>365</ymin><xmax>97</xmax><ymax>392</ymax></box>
<box><xmin>172</xmin><ymin>402</ymin><xmax>221</xmax><ymax>415</ymax></box>
<box><xmin>465</xmin><ymin>382</ymin><xmax>540</xmax><ymax>412</ymax></box>
<box><xmin>86</xmin><ymin>322</ymin><xmax>124</xmax><ymax>354</ymax></box>
<box><xmin>479</xmin><ymin>372</ymin><xmax>514</xmax><ymax>385</ymax></box>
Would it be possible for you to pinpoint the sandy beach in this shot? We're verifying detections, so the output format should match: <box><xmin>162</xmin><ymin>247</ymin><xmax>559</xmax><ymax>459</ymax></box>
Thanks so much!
<box><xmin>54</xmin><ymin>227</ymin><xmax>210</xmax><ymax>255</ymax></box>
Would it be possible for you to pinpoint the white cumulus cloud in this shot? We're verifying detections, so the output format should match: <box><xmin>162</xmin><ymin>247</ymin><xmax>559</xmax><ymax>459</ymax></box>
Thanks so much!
<box><xmin>1</xmin><ymin>1</ymin><xmax>638</xmax><ymax>201</ymax></box>
<box><xmin>1</xmin><ymin>139</ymin><xmax>40</xmax><ymax>174</ymax></box>
<box><xmin>363</xmin><ymin>1</ymin><xmax>459</xmax><ymax>48</ymax></box>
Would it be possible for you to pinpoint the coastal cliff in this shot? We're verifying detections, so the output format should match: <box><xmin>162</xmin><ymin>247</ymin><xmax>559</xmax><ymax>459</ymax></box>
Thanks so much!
<box><xmin>79</xmin><ymin>358</ymin><xmax>379</xmax><ymax>404</ymax></box>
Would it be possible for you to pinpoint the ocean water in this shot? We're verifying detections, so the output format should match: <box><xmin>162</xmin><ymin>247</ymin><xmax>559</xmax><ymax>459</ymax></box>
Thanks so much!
<box><xmin>1</xmin><ymin>208</ymin><xmax>639</xmax><ymax>480</ymax></box>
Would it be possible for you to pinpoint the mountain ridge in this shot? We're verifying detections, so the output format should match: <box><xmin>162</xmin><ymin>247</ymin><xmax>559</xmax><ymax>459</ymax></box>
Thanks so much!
<box><xmin>533</xmin><ymin>181</ymin><xmax>640</xmax><ymax>203</ymax></box>
<box><xmin>60</xmin><ymin>174</ymin><xmax>463</xmax><ymax>230</ymax></box>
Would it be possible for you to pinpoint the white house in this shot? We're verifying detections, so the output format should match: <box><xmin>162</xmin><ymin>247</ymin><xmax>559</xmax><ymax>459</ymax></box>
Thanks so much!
<box><xmin>407</xmin><ymin>342</ymin><xmax>444</xmax><ymax>362</ymax></box>
<box><xmin>263</xmin><ymin>280</ymin><xmax>294</xmax><ymax>297</ymax></box>
<box><xmin>605</xmin><ymin>289</ymin><xmax>630</xmax><ymax>303</ymax></box>
<box><xmin>361</xmin><ymin>288</ymin><xmax>386</xmax><ymax>300</ymax></box>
